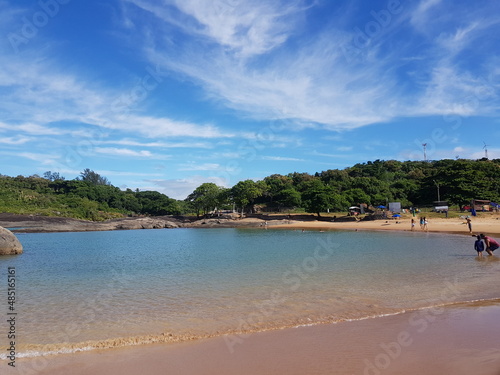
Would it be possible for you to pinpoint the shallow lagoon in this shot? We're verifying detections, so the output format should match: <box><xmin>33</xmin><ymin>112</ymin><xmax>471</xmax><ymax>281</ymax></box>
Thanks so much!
<box><xmin>0</xmin><ymin>228</ymin><xmax>498</xmax><ymax>357</ymax></box>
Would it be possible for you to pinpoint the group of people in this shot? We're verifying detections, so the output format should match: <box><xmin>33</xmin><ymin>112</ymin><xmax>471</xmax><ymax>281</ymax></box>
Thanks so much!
<box><xmin>474</xmin><ymin>234</ymin><xmax>499</xmax><ymax>257</ymax></box>
<box><xmin>410</xmin><ymin>217</ymin><xmax>428</xmax><ymax>231</ymax></box>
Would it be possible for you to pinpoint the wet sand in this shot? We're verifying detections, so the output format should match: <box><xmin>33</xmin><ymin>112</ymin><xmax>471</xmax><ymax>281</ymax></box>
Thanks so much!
<box><xmin>12</xmin><ymin>301</ymin><xmax>500</xmax><ymax>375</ymax></box>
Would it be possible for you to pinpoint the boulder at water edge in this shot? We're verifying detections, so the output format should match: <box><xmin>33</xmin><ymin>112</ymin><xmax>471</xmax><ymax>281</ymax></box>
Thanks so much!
<box><xmin>0</xmin><ymin>226</ymin><xmax>23</xmax><ymax>255</ymax></box>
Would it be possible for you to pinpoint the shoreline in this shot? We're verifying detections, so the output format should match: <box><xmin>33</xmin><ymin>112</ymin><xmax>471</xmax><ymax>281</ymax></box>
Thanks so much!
<box><xmin>4</xmin><ymin>296</ymin><xmax>499</xmax><ymax>361</ymax></box>
<box><xmin>10</xmin><ymin>299</ymin><xmax>500</xmax><ymax>375</ymax></box>
<box><xmin>2</xmin><ymin>212</ymin><xmax>500</xmax><ymax>237</ymax></box>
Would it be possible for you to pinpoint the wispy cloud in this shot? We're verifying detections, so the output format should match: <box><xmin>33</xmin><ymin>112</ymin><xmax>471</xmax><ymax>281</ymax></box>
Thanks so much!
<box><xmin>94</xmin><ymin>147</ymin><xmax>161</xmax><ymax>158</ymax></box>
<box><xmin>179</xmin><ymin>162</ymin><xmax>223</xmax><ymax>171</ymax></box>
<box><xmin>13</xmin><ymin>152</ymin><xmax>60</xmax><ymax>165</ymax></box>
<box><xmin>262</xmin><ymin>156</ymin><xmax>305</xmax><ymax>162</ymax></box>
<box><xmin>145</xmin><ymin>175</ymin><xmax>229</xmax><ymax>199</ymax></box>
<box><xmin>0</xmin><ymin>136</ymin><xmax>32</xmax><ymax>145</ymax></box>
<box><xmin>126</xmin><ymin>0</ymin><xmax>308</xmax><ymax>58</ymax></box>
<box><xmin>95</xmin><ymin>139</ymin><xmax>213</xmax><ymax>148</ymax></box>
<box><xmin>410</xmin><ymin>0</ymin><xmax>442</xmax><ymax>31</ymax></box>
<box><xmin>127</xmin><ymin>0</ymin><xmax>500</xmax><ymax>131</ymax></box>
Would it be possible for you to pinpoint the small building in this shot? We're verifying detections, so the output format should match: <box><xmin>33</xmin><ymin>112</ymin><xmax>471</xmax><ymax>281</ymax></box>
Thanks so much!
<box><xmin>388</xmin><ymin>202</ymin><xmax>401</xmax><ymax>213</ymax></box>
<box><xmin>471</xmin><ymin>199</ymin><xmax>490</xmax><ymax>211</ymax></box>
<box><xmin>433</xmin><ymin>201</ymin><xmax>449</xmax><ymax>212</ymax></box>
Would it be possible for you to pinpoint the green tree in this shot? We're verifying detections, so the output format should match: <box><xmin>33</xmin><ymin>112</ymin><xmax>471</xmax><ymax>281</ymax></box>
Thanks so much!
<box><xmin>77</xmin><ymin>169</ymin><xmax>111</xmax><ymax>186</ymax></box>
<box><xmin>186</xmin><ymin>183</ymin><xmax>227</xmax><ymax>217</ymax></box>
<box><xmin>275</xmin><ymin>188</ymin><xmax>301</xmax><ymax>210</ymax></box>
<box><xmin>231</xmin><ymin>180</ymin><xmax>264</xmax><ymax>214</ymax></box>
<box><xmin>43</xmin><ymin>171</ymin><xmax>65</xmax><ymax>181</ymax></box>
<box><xmin>301</xmin><ymin>180</ymin><xmax>338</xmax><ymax>217</ymax></box>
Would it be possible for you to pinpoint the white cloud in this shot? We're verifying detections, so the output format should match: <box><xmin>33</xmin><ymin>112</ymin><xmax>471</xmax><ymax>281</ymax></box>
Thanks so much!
<box><xmin>94</xmin><ymin>170</ymin><xmax>164</xmax><ymax>178</ymax></box>
<box><xmin>112</xmin><ymin>115</ymin><xmax>233</xmax><ymax>139</ymax></box>
<box><xmin>129</xmin><ymin>0</ymin><xmax>500</xmax><ymax>131</ymax></box>
<box><xmin>261</xmin><ymin>156</ymin><xmax>305</xmax><ymax>162</ymax></box>
<box><xmin>94</xmin><ymin>147</ymin><xmax>157</xmax><ymax>158</ymax></box>
<box><xmin>410</xmin><ymin>0</ymin><xmax>443</xmax><ymax>31</ymax></box>
<box><xmin>0</xmin><ymin>136</ymin><xmax>32</xmax><ymax>145</ymax></box>
<box><xmin>14</xmin><ymin>152</ymin><xmax>60</xmax><ymax>165</ymax></box>
<box><xmin>95</xmin><ymin>139</ymin><xmax>213</xmax><ymax>148</ymax></box>
<box><xmin>145</xmin><ymin>175</ymin><xmax>229</xmax><ymax>199</ymax></box>
<box><xmin>179</xmin><ymin>163</ymin><xmax>223</xmax><ymax>171</ymax></box>
<box><xmin>127</xmin><ymin>0</ymin><xmax>307</xmax><ymax>58</ymax></box>
<box><xmin>336</xmin><ymin>146</ymin><xmax>353</xmax><ymax>152</ymax></box>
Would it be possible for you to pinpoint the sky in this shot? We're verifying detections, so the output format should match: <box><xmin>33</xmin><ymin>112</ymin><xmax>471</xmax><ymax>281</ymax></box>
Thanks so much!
<box><xmin>1</xmin><ymin>0</ymin><xmax>499</xmax><ymax>199</ymax></box>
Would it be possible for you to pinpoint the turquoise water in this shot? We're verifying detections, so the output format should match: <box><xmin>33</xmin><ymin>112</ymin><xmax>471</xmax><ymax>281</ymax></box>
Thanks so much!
<box><xmin>0</xmin><ymin>228</ymin><xmax>499</xmax><ymax>357</ymax></box>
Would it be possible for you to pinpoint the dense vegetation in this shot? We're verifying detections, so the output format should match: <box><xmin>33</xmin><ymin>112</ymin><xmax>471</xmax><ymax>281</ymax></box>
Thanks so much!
<box><xmin>1</xmin><ymin>159</ymin><xmax>499</xmax><ymax>220</ymax></box>
<box><xmin>0</xmin><ymin>170</ymin><xmax>182</xmax><ymax>220</ymax></box>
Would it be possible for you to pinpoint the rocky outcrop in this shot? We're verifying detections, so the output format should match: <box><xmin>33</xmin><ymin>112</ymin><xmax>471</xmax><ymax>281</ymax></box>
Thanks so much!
<box><xmin>114</xmin><ymin>218</ymin><xmax>179</xmax><ymax>230</ymax></box>
<box><xmin>0</xmin><ymin>226</ymin><xmax>23</xmax><ymax>255</ymax></box>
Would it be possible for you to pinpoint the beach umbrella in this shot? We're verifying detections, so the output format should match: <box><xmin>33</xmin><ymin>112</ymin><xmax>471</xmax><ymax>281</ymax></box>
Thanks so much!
<box><xmin>377</xmin><ymin>205</ymin><xmax>386</xmax><ymax>209</ymax></box>
<box><xmin>392</xmin><ymin>214</ymin><xmax>401</xmax><ymax>218</ymax></box>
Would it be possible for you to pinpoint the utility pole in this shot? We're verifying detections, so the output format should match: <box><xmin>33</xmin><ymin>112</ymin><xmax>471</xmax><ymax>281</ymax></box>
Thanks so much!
<box><xmin>433</xmin><ymin>180</ymin><xmax>440</xmax><ymax>202</ymax></box>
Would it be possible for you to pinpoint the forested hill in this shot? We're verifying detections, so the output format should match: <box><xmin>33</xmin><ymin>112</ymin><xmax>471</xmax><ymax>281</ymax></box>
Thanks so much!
<box><xmin>1</xmin><ymin>159</ymin><xmax>499</xmax><ymax>220</ymax></box>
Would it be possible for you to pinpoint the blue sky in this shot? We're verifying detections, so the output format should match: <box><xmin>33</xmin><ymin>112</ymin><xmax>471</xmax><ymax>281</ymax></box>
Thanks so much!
<box><xmin>1</xmin><ymin>0</ymin><xmax>499</xmax><ymax>199</ymax></box>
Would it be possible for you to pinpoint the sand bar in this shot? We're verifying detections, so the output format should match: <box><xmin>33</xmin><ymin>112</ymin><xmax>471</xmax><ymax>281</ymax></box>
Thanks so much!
<box><xmin>11</xmin><ymin>300</ymin><xmax>500</xmax><ymax>375</ymax></box>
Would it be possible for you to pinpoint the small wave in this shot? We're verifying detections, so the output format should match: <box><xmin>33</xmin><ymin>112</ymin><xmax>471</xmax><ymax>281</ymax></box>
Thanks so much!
<box><xmin>1</xmin><ymin>297</ymin><xmax>499</xmax><ymax>360</ymax></box>
<box><xmin>0</xmin><ymin>332</ymin><xmax>212</xmax><ymax>360</ymax></box>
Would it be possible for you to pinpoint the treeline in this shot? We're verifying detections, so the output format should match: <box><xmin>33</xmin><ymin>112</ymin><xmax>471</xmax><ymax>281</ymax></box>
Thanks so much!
<box><xmin>1</xmin><ymin>159</ymin><xmax>499</xmax><ymax>220</ymax></box>
<box><xmin>188</xmin><ymin>159</ymin><xmax>500</xmax><ymax>217</ymax></box>
<box><xmin>0</xmin><ymin>169</ymin><xmax>181</xmax><ymax>220</ymax></box>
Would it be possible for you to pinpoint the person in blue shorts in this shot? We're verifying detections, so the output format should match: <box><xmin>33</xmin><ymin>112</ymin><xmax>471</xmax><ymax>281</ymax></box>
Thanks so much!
<box><xmin>474</xmin><ymin>235</ymin><xmax>484</xmax><ymax>258</ymax></box>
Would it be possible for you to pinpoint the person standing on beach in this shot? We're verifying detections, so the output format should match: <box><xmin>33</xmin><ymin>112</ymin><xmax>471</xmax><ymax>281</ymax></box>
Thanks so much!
<box><xmin>419</xmin><ymin>217</ymin><xmax>424</xmax><ymax>230</ymax></box>
<box><xmin>411</xmin><ymin>218</ymin><xmax>415</xmax><ymax>231</ymax></box>
<box><xmin>423</xmin><ymin>217</ymin><xmax>428</xmax><ymax>231</ymax></box>
<box><xmin>480</xmin><ymin>234</ymin><xmax>499</xmax><ymax>256</ymax></box>
<box><xmin>474</xmin><ymin>235</ymin><xmax>484</xmax><ymax>258</ymax></box>
<box><xmin>466</xmin><ymin>217</ymin><xmax>472</xmax><ymax>234</ymax></box>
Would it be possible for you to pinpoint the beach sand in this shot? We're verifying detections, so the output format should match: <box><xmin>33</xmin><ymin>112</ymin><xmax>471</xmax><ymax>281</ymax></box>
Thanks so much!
<box><xmin>269</xmin><ymin>215</ymin><xmax>500</xmax><ymax>237</ymax></box>
<box><xmin>2</xmin><ymin>212</ymin><xmax>499</xmax><ymax>237</ymax></box>
<box><xmin>13</xmin><ymin>301</ymin><xmax>500</xmax><ymax>375</ymax></box>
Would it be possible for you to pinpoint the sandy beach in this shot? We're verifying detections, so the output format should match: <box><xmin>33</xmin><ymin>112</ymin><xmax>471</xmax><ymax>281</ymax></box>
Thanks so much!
<box><xmin>1</xmin><ymin>213</ymin><xmax>500</xmax><ymax>237</ymax></box>
<box><xmin>269</xmin><ymin>214</ymin><xmax>500</xmax><ymax>237</ymax></box>
<box><xmin>12</xmin><ymin>300</ymin><xmax>500</xmax><ymax>375</ymax></box>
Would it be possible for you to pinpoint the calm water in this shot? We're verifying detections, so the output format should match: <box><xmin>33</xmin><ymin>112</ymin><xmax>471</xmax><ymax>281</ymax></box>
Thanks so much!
<box><xmin>0</xmin><ymin>228</ymin><xmax>499</xmax><ymax>357</ymax></box>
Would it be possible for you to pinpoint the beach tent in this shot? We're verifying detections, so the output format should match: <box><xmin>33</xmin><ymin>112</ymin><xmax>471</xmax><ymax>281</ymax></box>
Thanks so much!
<box><xmin>376</xmin><ymin>205</ymin><xmax>386</xmax><ymax>209</ymax></box>
<box><xmin>392</xmin><ymin>214</ymin><xmax>401</xmax><ymax>218</ymax></box>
